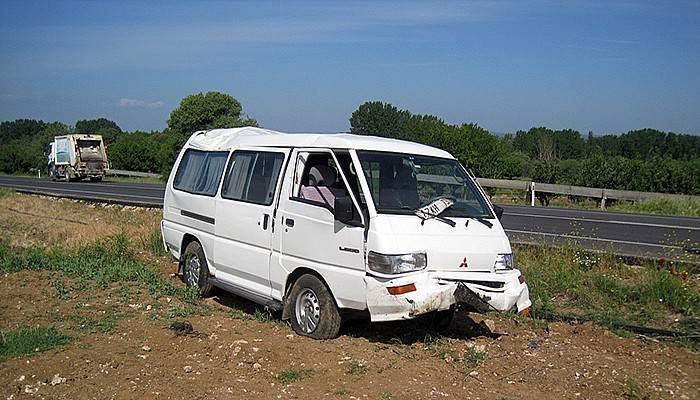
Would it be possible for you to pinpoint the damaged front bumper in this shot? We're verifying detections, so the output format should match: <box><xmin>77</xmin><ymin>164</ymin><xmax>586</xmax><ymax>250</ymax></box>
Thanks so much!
<box><xmin>365</xmin><ymin>269</ymin><xmax>531</xmax><ymax>322</ymax></box>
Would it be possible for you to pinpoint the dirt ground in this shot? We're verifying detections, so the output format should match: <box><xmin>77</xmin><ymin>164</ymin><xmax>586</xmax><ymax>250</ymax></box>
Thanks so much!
<box><xmin>1</xmin><ymin>194</ymin><xmax>699</xmax><ymax>400</ymax></box>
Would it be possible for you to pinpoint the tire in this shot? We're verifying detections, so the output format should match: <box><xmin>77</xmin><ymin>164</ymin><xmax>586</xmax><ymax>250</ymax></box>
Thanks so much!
<box><xmin>90</xmin><ymin>176</ymin><xmax>103</xmax><ymax>182</ymax></box>
<box><xmin>181</xmin><ymin>241</ymin><xmax>214</xmax><ymax>297</ymax></box>
<box><xmin>287</xmin><ymin>274</ymin><xmax>341</xmax><ymax>339</ymax></box>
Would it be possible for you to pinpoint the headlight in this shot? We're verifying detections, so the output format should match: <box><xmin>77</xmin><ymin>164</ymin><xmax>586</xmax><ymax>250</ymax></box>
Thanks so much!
<box><xmin>494</xmin><ymin>253</ymin><xmax>514</xmax><ymax>270</ymax></box>
<box><xmin>367</xmin><ymin>251</ymin><xmax>427</xmax><ymax>274</ymax></box>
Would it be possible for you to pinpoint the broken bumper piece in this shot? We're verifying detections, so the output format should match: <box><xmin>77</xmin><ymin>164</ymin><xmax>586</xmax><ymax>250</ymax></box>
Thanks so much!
<box><xmin>365</xmin><ymin>269</ymin><xmax>532</xmax><ymax>322</ymax></box>
<box><xmin>365</xmin><ymin>274</ymin><xmax>456</xmax><ymax>322</ymax></box>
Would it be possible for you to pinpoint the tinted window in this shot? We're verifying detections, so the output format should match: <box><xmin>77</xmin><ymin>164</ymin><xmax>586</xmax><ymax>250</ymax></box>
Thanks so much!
<box><xmin>222</xmin><ymin>151</ymin><xmax>285</xmax><ymax>205</ymax></box>
<box><xmin>173</xmin><ymin>149</ymin><xmax>229</xmax><ymax>196</ymax></box>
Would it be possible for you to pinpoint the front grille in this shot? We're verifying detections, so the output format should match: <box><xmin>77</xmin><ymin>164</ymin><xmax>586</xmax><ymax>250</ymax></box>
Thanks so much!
<box><xmin>445</xmin><ymin>279</ymin><xmax>504</xmax><ymax>290</ymax></box>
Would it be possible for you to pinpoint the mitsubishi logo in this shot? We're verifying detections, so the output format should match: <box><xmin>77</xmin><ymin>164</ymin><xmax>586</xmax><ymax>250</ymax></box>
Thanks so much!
<box><xmin>459</xmin><ymin>257</ymin><xmax>468</xmax><ymax>268</ymax></box>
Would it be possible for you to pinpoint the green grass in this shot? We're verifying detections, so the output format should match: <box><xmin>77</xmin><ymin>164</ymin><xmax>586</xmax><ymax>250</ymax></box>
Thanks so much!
<box><xmin>275</xmin><ymin>368</ymin><xmax>315</xmax><ymax>384</ymax></box>
<box><xmin>346</xmin><ymin>361</ymin><xmax>368</xmax><ymax>375</ymax></box>
<box><xmin>624</xmin><ymin>379</ymin><xmax>652</xmax><ymax>400</ymax></box>
<box><xmin>609</xmin><ymin>198</ymin><xmax>700</xmax><ymax>218</ymax></box>
<box><xmin>73</xmin><ymin>312</ymin><xmax>120</xmax><ymax>333</ymax></box>
<box><xmin>515</xmin><ymin>244</ymin><xmax>700</xmax><ymax>330</ymax></box>
<box><xmin>0</xmin><ymin>188</ymin><xmax>13</xmax><ymax>199</ymax></box>
<box><xmin>50</xmin><ymin>276</ymin><xmax>69</xmax><ymax>299</ymax></box>
<box><xmin>423</xmin><ymin>335</ymin><xmax>485</xmax><ymax>368</ymax></box>
<box><xmin>0</xmin><ymin>326</ymin><xmax>72</xmax><ymax>360</ymax></box>
<box><xmin>491</xmin><ymin>188</ymin><xmax>700</xmax><ymax>218</ymax></box>
<box><xmin>141</xmin><ymin>227</ymin><xmax>167</xmax><ymax>257</ymax></box>
<box><xmin>0</xmin><ymin>233</ymin><xmax>195</xmax><ymax>302</ymax></box>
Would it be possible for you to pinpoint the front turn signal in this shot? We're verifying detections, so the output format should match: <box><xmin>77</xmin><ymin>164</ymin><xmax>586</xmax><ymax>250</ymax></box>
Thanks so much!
<box><xmin>387</xmin><ymin>283</ymin><xmax>416</xmax><ymax>295</ymax></box>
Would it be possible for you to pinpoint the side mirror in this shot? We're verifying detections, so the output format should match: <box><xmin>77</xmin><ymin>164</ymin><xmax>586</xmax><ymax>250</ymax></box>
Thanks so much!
<box><xmin>333</xmin><ymin>196</ymin><xmax>354</xmax><ymax>224</ymax></box>
<box><xmin>493</xmin><ymin>204</ymin><xmax>504</xmax><ymax>220</ymax></box>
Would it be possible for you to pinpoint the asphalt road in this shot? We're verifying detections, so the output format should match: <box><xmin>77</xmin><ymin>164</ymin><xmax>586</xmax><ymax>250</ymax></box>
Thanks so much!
<box><xmin>1</xmin><ymin>175</ymin><xmax>698</xmax><ymax>262</ymax></box>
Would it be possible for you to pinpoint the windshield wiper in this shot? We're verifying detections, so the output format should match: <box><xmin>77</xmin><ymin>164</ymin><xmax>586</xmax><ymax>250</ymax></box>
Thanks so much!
<box><xmin>415</xmin><ymin>210</ymin><xmax>457</xmax><ymax>227</ymax></box>
<box><xmin>465</xmin><ymin>216</ymin><xmax>493</xmax><ymax>229</ymax></box>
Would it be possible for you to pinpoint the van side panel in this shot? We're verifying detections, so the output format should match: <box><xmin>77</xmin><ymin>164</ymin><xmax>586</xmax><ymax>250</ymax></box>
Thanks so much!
<box><xmin>163</xmin><ymin>190</ymin><xmax>218</xmax><ymax>271</ymax></box>
<box><xmin>162</xmin><ymin>145</ymin><xmax>224</xmax><ymax>274</ymax></box>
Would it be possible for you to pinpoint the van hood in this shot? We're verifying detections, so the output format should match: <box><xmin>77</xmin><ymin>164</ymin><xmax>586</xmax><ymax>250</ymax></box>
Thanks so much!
<box><xmin>366</xmin><ymin>214</ymin><xmax>512</xmax><ymax>273</ymax></box>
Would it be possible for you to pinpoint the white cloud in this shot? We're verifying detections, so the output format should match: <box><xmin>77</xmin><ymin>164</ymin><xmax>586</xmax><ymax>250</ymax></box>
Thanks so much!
<box><xmin>118</xmin><ymin>98</ymin><xmax>164</xmax><ymax>109</ymax></box>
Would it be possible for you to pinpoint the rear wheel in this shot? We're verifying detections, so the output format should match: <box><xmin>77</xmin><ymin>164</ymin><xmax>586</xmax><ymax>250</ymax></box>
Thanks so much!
<box><xmin>287</xmin><ymin>274</ymin><xmax>341</xmax><ymax>339</ymax></box>
<box><xmin>90</xmin><ymin>176</ymin><xmax>103</xmax><ymax>182</ymax></box>
<box><xmin>181</xmin><ymin>241</ymin><xmax>214</xmax><ymax>297</ymax></box>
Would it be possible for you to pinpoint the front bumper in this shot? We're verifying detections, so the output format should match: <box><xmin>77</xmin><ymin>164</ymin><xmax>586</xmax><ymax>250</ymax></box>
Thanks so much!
<box><xmin>365</xmin><ymin>269</ymin><xmax>531</xmax><ymax>322</ymax></box>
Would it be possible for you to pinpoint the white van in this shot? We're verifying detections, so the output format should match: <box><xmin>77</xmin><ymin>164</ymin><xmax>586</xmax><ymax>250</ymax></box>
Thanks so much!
<box><xmin>161</xmin><ymin>127</ymin><xmax>531</xmax><ymax>339</ymax></box>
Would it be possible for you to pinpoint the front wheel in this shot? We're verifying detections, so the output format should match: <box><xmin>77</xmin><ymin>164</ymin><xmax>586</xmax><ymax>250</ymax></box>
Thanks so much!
<box><xmin>181</xmin><ymin>241</ymin><xmax>214</xmax><ymax>297</ymax></box>
<box><xmin>287</xmin><ymin>274</ymin><xmax>341</xmax><ymax>339</ymax></box>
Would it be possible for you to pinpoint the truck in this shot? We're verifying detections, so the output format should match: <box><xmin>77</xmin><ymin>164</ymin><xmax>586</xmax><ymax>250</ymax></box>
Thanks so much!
<box><xmin>47</xmin><ymin>134</ymin><xmax>110</xmax><ymax>181</ymax></box>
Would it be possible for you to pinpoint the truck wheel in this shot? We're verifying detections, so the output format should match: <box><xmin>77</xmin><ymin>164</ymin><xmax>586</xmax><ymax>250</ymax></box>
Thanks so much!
<box><xmin>90</xmin><ymin>176</ymin><xmax>102</xmax><ymax>182</ymax></box>
<box><xmin>181</xmin><ymin>241</ymin><xmax>214</xmax><ymax>297</ymax></box>
<box><xmin>287</xmin><ymin>274</ymin><xmax>341</xmax><ymax>339</ymax></box>
<box><xmin>48</xmin><ymin>163</ymin><xmax>56</xmax><ymax>181</ymax></box>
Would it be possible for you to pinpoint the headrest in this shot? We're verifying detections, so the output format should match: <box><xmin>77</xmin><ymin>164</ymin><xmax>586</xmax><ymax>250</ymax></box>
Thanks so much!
<box><xmin>308</xmin><ymin>165</ymin><xmax>337</xmax><ymax>186</ymax></box>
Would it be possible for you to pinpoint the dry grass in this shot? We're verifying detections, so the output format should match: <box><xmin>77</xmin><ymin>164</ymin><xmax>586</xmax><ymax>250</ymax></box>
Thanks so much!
<box><xmin>0</xmin><ymin>192</ymin><xmax>161</xmax><ymax>250</ymax></box>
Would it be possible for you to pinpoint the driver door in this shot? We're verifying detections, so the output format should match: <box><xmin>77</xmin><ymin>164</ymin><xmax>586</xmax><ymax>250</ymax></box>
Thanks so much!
<box><xmin>271</xmin><ymin>149</ymin><xmax>367</xmax><ymax>309</ymax></box>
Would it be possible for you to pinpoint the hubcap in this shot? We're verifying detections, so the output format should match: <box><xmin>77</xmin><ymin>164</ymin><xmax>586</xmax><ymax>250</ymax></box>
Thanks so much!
<box><xmin>185</xmin><ymin>254</ymin><xmax>200</xmax><ymax>287</ymax></box>
<box><xmin>294</xmin><ymin>288</ymin><xmax>320</xmax><ymax>334</ymax></box>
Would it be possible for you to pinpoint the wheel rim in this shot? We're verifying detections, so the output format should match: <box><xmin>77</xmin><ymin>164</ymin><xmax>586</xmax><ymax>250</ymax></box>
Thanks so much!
<box><xmin>185</xmin><ymin>254</ymin><xmax>200</xmax><ymax>287</ymax></box>
<box><xmin>294</xmin><ymin>288</ymin><xmax>320</xmax><ymax>334</ymax></box>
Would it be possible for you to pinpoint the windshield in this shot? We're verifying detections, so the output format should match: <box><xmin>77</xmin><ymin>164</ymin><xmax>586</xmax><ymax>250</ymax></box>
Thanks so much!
<box><xmin>357</xmin><ymin>151</ymin><xmax>493</xmax><ymax>219</ymax></box>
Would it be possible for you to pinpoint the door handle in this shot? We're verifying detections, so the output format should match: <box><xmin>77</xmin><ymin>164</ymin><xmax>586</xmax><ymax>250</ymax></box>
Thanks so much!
<box><xmin>262</xmin><ymin>214</ymin><xmax>270</xmax><ymax>230</ymax></box>
<box><xmin>285</xmin><ymin>218</ymin><xmax>295</xmax><ymax>228</ymax></box>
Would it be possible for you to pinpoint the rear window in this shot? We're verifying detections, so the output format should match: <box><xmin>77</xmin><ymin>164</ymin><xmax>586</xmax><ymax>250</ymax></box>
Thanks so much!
<box><xmin>173</xmin><ymin>149</ymin><xmax>229</xmax><ymax>196</ymax></box>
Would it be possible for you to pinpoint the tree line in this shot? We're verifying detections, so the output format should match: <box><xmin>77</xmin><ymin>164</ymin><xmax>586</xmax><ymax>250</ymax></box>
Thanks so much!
<box><xmin>0</xmin><ymin>92</ymin><xmax>257</xmax><ymax>177</ymax></box>
<box><xmin>1</xmin><ymin>94</ymin><xmax>697</xmax><ymax>195</ymax></box>
<box><xmin>350</xmin><ymin>101</ymin><xmax>699</xmax><ymax>195</ymax></box>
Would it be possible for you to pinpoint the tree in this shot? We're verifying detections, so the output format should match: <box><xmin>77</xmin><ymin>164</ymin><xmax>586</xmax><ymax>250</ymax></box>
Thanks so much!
<box><xmin>0</xmin><ymin>119</ymin><xmax>46</xmax><ymax>141</ymax></box>
<box><xmin>167</xmin><ymin>91</ymin><xmax>257</xmax><ymax>135</ymax></box>
<box><xmin>107</xmin><ymin>132</ymin><xmax>160</xmax><ymax>172</ymax></box>
<box><xmin>349</xmin><ymin>101</ymin><xmax>522</xmax><ymax>178</ymax></box>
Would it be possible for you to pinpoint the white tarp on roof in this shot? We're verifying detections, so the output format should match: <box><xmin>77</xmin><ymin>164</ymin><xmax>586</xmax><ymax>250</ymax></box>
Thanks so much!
<box><xmin>186</xmin><ymin>127</ymin><xmax>283</xmax><ymax>151</ymax></box>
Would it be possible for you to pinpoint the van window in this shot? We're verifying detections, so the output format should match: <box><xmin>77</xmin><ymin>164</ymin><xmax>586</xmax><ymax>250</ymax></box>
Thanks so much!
<box><xmin>222</xmin><ymin>151</ymin><xmax>285</xmax><ymax>205</ymax></box>
<box><xmin>173</xmin><ymin>149</ymin><xmax>229</xmax><ymax>196</ymax></box>
<box><xmin>292</xmin><ymin>152</ymin><xmax>351</xmax><ymax>210</ymax></box>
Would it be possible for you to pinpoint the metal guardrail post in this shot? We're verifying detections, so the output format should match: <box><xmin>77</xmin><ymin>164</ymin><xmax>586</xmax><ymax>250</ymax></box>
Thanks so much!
<box><xmin>530</xmin><ymin>182</ymin><xmax>536</xmax><ymax>207</ymax></box>
<box><xmin>601</xmin><ymin>191</ymin><xmax>607</xmax><ymax>210</ymax></box>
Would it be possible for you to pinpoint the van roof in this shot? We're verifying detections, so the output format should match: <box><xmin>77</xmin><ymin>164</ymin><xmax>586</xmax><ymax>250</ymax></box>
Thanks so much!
<box><xmin>185</xmin><ymin>127</ymin><xmax>454</xmax><ymax>159</ymax></box>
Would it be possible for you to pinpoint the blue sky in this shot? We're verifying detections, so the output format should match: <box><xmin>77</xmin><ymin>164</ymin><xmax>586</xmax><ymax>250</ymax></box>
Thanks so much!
<box><xmin>1</xmin><ymin>0</ymin><xmax>698</xmax><ymax>135</ymax></box>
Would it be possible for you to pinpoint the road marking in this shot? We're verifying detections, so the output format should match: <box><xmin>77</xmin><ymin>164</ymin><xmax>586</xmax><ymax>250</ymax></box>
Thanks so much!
<box><xmin>0</xmin><ymin>183</ymin><xmax>162</xmax><ymax>201</ymax></box>
<box><xmin>505</xmin><ymin>229</ymin><xmax>684</xmax><ymax>249</ymax></box>
<box><xmin>505</xmin><ymin>212</ymin><xmax>700</xmax><ymax>231</ymax></box>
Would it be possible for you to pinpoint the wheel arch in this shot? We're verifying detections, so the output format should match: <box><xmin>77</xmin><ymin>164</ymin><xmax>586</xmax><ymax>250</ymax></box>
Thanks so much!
<box><xmin>281</xmin><ymin>267</ymin><xmax>338</xmax><ymax>320</ymax></box>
